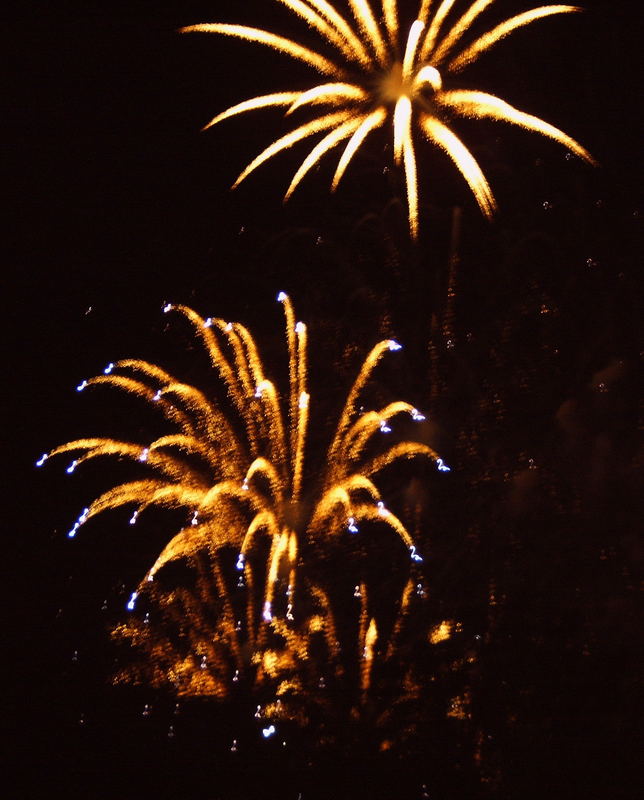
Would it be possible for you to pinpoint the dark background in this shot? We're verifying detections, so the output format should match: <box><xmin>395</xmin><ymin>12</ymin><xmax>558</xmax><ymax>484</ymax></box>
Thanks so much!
<box><xmin>7</xmin><ymin>1</ymin><xmax>641</xmax><ymax>798</ymax></box>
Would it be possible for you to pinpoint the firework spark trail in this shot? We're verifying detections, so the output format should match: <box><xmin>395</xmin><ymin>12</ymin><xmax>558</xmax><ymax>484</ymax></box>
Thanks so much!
<box><xmin>181</xmin><ymin>1</ymin><xmax>594</xmax><ymax>238</ymax></box>
<box><xmin>41</xmin><ymin>294</ymin><xmax>450</xmax><ymax>714</ymax></box>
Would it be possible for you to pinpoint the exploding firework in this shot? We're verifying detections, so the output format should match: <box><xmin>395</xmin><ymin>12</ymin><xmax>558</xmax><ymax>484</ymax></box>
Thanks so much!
<box><xmin>181</xmin><ymin>1</ymin><xmax>595</xmax><ymax>238</ymax></box>
<box><xmin>40</xmin><ymin>294</ymin><xmax>453</xmax><ymax>734</ymax></box>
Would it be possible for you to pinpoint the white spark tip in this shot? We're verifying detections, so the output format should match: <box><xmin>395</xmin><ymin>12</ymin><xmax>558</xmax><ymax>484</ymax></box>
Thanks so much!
<box><xmin>379</xmin><ymin>420</ymin><xmax>392</xmax><ymax>433</ymax></box>
<box><xmin>153</xmin><ymin>390</ymin><xmax>162</xmax><ymax>402</ymax></box>
<box><xmin>129</xmin><ymin>511</ymin><xmax>139</xmax><ymax>525</ymax></box>
<box><xmin>66</xmin><ymin>460</ymin><xmax>78</xmax><ymax>474</ymax></box>
<box><xmin>377</xmin><ymin>500</ymin><xmax>389</xmax><ymax>516</ymax></box>
<box><xmin>348</xmin><ymin>517</ymin><xmax>359</xmax><ymax>534</ymax></box>
<box><xmin>299</xmin><ymin>392</ymin><xmax>309</xmax><ymax>409</ymax></box>
<box><xmin>36</xmin><ymin>453</ymin><xmax>48</xmax><ymax>467</ymax></box>
<box><xmin>203</xmin><ymin>317</ymin><xmax>213</xmax><ymax>328</ymax></box>
<box><xmin>388</xmin><ymin>340</ymin><xmax>402</xmax><ymax>351</ymax></box>
<box><xmin>436</xmin><ymin>458</ymin><xmax>451</xmax><ymax>473</ymax></box>
<box><xmin>162</xmin><ymin>303</ymin><xmax>173</xmax><ymax>313</ymax></box>
<box><xmin>277</xmin><ymin>291</ymin><xmax>287</xmax><ymax>302</ymax></box>
<box><xmin>295</xmin><ymin>321</ymin><xmax>306</xmax><ymax>334</ymax></box>
<box><xmin>138</xmin><ymin>448</ymin><xmax>149</xmax><ymax>463</ymax></box>
<box><xmin>225</xmin><ymin>322</ymin><xmax>233</xmax><ymax>332</ymax></box>
<box><xmin>236</xmin><ymin>553</ymin><xmax>245</xmax><ymax>571</ymax></box>
<box><xmin>262</xmin><ymin>602</ymin><xmax>272</xmax><ymax>622</ymax></box>
<box><xmin>262</xmin><ymin>724</ymin><xmax>276</xmax><ymax>739</ymax></box>
<box><xmin>76</xmin><ymin>380</ymin><xmax>88</xmax><ymax>392</ymax></box>
<box><xmin>410</xmin><ymin>545</ymin><xmax>423</xmax><ymax>563</ymax></box>
<box><xmin>104</xmin><ymin>363</ymin><xmax>115</xmax><ymax>375</ymax></box>
<box><xmin>191</xmin><ymin>511</ymin><xmax>199</xmax><ymax>526</ymax></box>
<box><xmin>127</xmin><ymin>592</ymin><xmax>138</xmax><ymax>611</ymax></box>
<box><xmin>411</xmin><ymin>408</ymin><xmax>426</xmax><ymax>421</ymax></box>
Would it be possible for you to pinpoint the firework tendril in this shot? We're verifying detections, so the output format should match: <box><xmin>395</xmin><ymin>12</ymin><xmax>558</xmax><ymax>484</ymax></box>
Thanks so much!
<box><xmin>181</xmin><ymin>1</ymin><xmax>594</xmax><ymax>238</ymax></box>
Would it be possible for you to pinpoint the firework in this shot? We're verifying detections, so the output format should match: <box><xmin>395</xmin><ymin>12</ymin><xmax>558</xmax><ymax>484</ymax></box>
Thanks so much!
<box><xmin>181</xmin><ymin>1</ymin><xmax>594</xmax><ymax>238</ymax></box>
<box><xmin>40</xmin><ymin>294</ymin><xmax>449</xmax><ymax>726</ymax></box>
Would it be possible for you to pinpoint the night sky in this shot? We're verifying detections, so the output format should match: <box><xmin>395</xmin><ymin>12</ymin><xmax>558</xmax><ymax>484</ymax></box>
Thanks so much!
<box><xmin>7</xmin><ymin>2</ymin><xmax>641</xmax><ymax>798</ymax></box>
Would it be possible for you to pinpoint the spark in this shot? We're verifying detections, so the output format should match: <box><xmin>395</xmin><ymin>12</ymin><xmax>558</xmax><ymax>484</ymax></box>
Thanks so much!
<box><xmin>181</xmin><ymin>1</ymin><xmax>594</xmax><ymax>238</ymax></box>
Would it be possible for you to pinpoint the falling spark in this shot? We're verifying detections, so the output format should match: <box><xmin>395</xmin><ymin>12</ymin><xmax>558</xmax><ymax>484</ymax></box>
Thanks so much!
<box><xmin>181</xmin><ymin>1</ymin><xmax>594</xmax><ymax>238</ymax></box>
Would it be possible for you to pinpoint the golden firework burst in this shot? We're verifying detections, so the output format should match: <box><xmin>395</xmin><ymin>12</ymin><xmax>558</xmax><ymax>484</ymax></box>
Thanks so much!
<box><xmin>40</xmin><ymin>294</ymin><xmax>449</xmax><ymax>711</ymax></box>
<box><xmin>181</xmin><ymin>1</ymin><xmax>595</xmax><ymax>238</ymax></box>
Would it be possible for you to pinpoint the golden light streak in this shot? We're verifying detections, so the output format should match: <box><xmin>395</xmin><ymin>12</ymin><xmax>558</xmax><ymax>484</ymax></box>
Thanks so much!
<box><xmin>420</xmin><ymin>0</ymin><xmax>459</xmax><ymax>61</ymax></box>
<box><xmin>180</xmin><ymin>23</ymin><xmax>339</xmax><ymax>76</ymax></box>
<box><xmin>183</xmin><ymin>2</ymin><xmax>593</xmax><ymax>238</ymax></box>
<box><xmin>348</xmin><ymin>0</ymin><xmax>388</xmax><ymax>65</ymax></box>
<box><xmin>331</xmin><ymin>107</ymin><xmax>386</xmax><ymax>190</ymax></box>
<box><xmin>232</xmin><ymin>111</ymin><xmax>353</xmax><ymax>189</ymax></box>
<box><xmin>402</xmin><ymin>20</ymin><xmax>425</xmax><ymax>82</ymax></box>
<box><xmin>393</xmin><ymin>95</ymin><xmax>412</xmax><ymax>162</ymax></box>
<box><xmin>438</xmin><ymin>90</ymin><xmax>596</xmax><ymax>164</ymax></box>
<box><xmin>46</xmin><ymin>295</ymin><xmax>448</xmax><ymax>719</ymax></box>
<box><xmin>419</xmin><ymin>0</ymin><xmax>434</xmax><ymax>23</ymax></box>
<box><xmin>448</xmin><ymin>5</ymin><xmax>582</xmax><ymax>71</ymax></box>
<box><xmin>403</xmin><ymin>134</ymin><xmax>420</xmax><ymax>240</ymax></box>
<box><xmin>275</xmin><ymin>0</ymin><xmax>362</xmax><ymax>63</ymax></box>
<box><xmin>202</xmin><ymin>93</ymin><xmax>302</xmax><ymax>130</ymax></box>
<box><xmin>431</xmin><ymin>0</ymin><xmax>495</xmax><ymax>64</ymax></box>
<box><xmin>287</xmin><ymin>83</ymin><xmax>367</xmax><ymax>114</ymax></box>
<box><xmin>382</xmin><ymin>0</ymin><xmax>399</xmax><ymax>45</ymax></box>
<box><xmin>305</xmin><ymin>0</ymin><xmax>371</xmax><ymax>65</ymax></box>
<box><xmin>421</xmin><ymin>115</ymin><xmax>496</xmax><ymax>218</ymax></box>
<box><xmin>284</xmin><ymin>115</ymin><xmax>367</xmax><ymax>200</ymax></box>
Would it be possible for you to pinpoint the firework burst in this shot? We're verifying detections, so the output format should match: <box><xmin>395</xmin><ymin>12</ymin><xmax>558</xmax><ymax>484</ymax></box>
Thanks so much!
<box><xmin>181</xmin><ymin>1</ymin><xmax>595</xmax><ymax>238</ymax></box>
<box><xmin>40</xmin><ymin>294</ymin><xmax>450</xmax><ymax>727</ymax></box>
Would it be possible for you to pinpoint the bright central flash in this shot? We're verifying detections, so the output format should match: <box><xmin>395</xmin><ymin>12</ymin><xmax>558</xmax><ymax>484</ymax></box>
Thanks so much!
<box><xmin>181</xmin><ymin>1</ymin><xmax>594</xmax><ymax>239</ymax></box>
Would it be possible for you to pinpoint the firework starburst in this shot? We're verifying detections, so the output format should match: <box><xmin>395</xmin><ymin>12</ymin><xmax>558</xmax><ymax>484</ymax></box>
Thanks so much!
<box><xmin>40</xmin><ymin>294</ymin><xmax>449</xmax><ymax>722</ymax></box>
<box><xmin>181</xmin><ymin>1</ymin><xmax>595</xmax><ymax>238</ymax></box>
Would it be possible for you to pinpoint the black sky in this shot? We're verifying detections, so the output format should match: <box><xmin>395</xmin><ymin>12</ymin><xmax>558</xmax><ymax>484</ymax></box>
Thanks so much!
<box><xmin>6</xmin><ymin>2</ymin><xmax>641</xmax><ymax>798</ymax></box>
